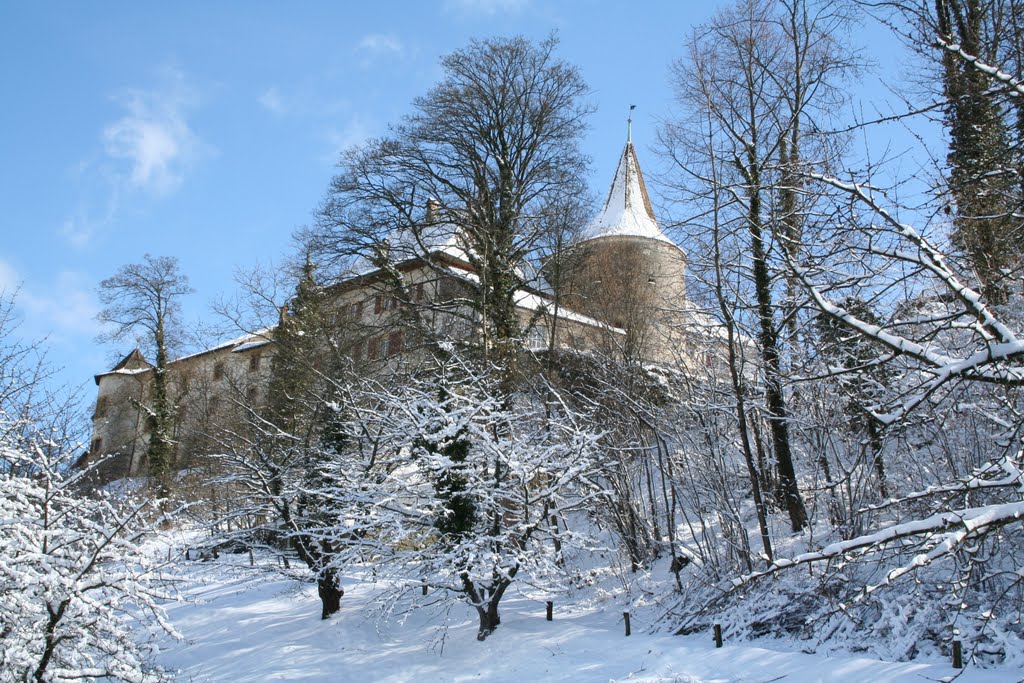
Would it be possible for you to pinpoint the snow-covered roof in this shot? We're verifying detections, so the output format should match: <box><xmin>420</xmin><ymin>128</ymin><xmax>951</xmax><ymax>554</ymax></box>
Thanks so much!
<box><xmin>442</xmin><ymin>266</ymin><xmax>624</xmax><ymax>335</ymax></box>
<box><xmin>349</xmin><ymin>212</ymin><xmax>473</xmax><ymax>277</ymax></box>
<box><xmin>169</xmin><ymin>328</ymin><xmax>274</xmax><ymax>364</ymax></box>
<box><xmin>231</xmin><ymin>339</ymin><xmax>272</xmax><ymax>353</ymax></box>
<box><xmin>581</xmin><ymin>141</ymin><xmax>672</xmax><ymax>245</ymax></box>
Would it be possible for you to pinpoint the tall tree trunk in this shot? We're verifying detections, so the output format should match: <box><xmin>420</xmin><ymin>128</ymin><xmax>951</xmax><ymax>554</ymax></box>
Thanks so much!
<box><xmin>746</xmin><ymin>158</ymin><xmax>808</xmax><ymax>533</ymax></box>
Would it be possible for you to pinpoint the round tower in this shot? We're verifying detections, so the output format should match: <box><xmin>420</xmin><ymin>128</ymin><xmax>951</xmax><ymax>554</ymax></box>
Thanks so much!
<box><xmin>556</xmin><ymin>135</ymin><xmax>687</xmax><ymax>362</ymax></box>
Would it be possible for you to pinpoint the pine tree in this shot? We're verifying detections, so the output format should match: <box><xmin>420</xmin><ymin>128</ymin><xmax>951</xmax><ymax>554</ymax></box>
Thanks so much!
<box><xmin>263</xmin><ymin>259</ymin><xmax>348</xmax><ymax>619</ymax></box>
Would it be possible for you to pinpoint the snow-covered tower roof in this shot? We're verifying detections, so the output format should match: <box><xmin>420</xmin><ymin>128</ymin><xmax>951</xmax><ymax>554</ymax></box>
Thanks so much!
<box><xmin>581</xmin><ymin>133</ymin><xmax>672</xmax><ymax>245</ymax></box>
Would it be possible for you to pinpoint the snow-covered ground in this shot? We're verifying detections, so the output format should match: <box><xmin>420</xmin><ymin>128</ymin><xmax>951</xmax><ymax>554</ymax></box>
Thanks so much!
<box><xmin>157</xmin><ymin>552</ymin><xmax>1017</xmax><ymax>683</ymax></box>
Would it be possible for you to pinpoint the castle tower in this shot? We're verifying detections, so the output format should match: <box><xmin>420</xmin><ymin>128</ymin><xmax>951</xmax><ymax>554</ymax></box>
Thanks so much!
<box><xmin>556</xmin><ymin>131</ymin><xmax>687</xmax><ymax>362</ymax></box>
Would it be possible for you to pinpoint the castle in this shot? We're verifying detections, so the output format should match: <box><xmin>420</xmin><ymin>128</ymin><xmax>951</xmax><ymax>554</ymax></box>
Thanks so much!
<box><xmin>89</xmin><ymin>138</ymin><xmax>723</xmax><ymax>479</ymax></box>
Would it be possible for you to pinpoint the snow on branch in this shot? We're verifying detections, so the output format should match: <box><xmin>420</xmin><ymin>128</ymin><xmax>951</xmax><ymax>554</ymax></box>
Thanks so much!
<box><xmin>732</xmin><ymin>497</ymin><xmax>1024</xmax><ymax>599</ymax></box>
<box><xmin>795</xmin><ymin>173</ymin><xmax>1024</xmax><ymax>423</ymax></box>
<box><xmin>936</xmin><ymin>38</ymin><xmax>1024</xmax><ymax>100</ymax></box>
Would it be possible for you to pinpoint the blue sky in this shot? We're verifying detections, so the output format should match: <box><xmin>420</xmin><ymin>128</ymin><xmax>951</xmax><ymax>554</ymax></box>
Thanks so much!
<box><xmin>0</xmin><ymin>1</ymin><xmax>929</xmax><ymax>400</ymax></box>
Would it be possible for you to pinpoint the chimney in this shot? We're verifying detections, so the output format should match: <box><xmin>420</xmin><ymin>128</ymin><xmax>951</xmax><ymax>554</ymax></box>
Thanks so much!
<box><xmin>426</xmin><ymin>198</ymin><xmax>440</xmax><ymax>223</ymax></box>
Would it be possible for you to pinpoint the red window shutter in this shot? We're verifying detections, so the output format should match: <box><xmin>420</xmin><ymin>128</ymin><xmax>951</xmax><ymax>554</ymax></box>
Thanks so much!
<box><xmin>388</xmin><ymin>331</ymin><xmax>403</xmax><ymax>357</ymax></box>
<box><xmin>374</xmin><ymin>295</ymin><xmax>383</xmax><ymax>314</ymax></box>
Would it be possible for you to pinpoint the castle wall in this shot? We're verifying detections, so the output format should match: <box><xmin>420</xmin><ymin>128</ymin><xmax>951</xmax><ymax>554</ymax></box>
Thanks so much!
<box><xmin>88</xmin><ymin>260</ymin><xmax>623</xmax><ymax>481</ymax></box>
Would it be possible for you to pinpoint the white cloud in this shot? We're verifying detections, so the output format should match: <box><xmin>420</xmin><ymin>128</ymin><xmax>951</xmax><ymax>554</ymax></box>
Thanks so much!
<box><xmin>258</xmin><ymin>86</ymin><xmax>286</xmax><ymax>115</ymax></box>
<box><xmin>443</xmin><ymin>0</ymin><xmax>529</xmax><ymax>14</ymax></box>
<box><xmin>0</xmin><ymin>260</ymin><xmax>101</xmax><ymax>340</ymax></box>
<box><xmin>59</xmin><ymin>218</ymin><xmax>96</xmax><ymax>249</ymax></box>
<box><xmin>102</xmin><ymin>66</ymin><xmax>208</xmax><ymax>196</ymax></box>
<box><xmin>323</xmin><ymin>118</ymin><xmax>372</xmax><ymax>164</ymax></box>
<box><xmin>257</xmin><ymin>82</ymin><xmax>350</xmax><ymax>118</ymax></box>
<box><xmin>0</xmin><ymin>259</ymin><xmax>20</xmax><ymax>296</ymax></box>
<box><xmin>356</xmin><ymin>33</ymin><xmax>404</xmax><ymax>58</ymax></box>
<box><xmin>57</xmin><ymin>67</ymin><xmax>209</xmax><ymax>249</ymax></box>
<box><xmin>40</xmin><ymin>271</ymin><xmax>102</xmax><ymax>337</ymax></box>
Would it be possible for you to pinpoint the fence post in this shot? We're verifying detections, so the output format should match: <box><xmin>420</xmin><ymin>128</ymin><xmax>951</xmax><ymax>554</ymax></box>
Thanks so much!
<box><xmin>546</xmin><ymin>601</ymin><xmax>553</xmax><ymax>621</ymax></box>
<box><xmin>248</xmin><ymin>548</ymin><xmax>254</xmax><ymax>567</ymax></box>
<box><xmin>714</xmin><ymin>623</ymin><xmax>723</xmax><ymax>648</ymax></box>
<box><xmin>422</xmin><ymin>579</ymin><xmax>428</xmax><ymax>596</ymax></box>
<box><xmin>623</xmin><ymin>611</ymin><xmax>631</xmax><ymax>637</ymax></box>
<box><xmin>952</xmin><ymin>640</ymin><xmax>962</xmax><ymax>669</ymax></box>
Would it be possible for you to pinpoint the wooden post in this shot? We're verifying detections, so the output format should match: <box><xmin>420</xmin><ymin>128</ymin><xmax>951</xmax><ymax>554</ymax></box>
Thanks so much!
<box><xmin>282</xmin><ymin>555</ymin><xmax>290</xmax><ymax>569</ymax></box>
<box><xmin>546</xmin><ymin>601</ymin><xmax>553</xmax><ymax>621</ymax></box>
<box><xmin>714</xmin><ymin>623</ymin><xmax>723</xmax><ymax>648</ymax></box>
<box><xmin>422</xmin><ymin>579</ymin><xmax>428</xmax><ymax>596</ymax></box>
<box><xmin>167</xmin><ymin>547</ymin><xmax>171</xmax><ymax>562</ymax></box>
<box><xmin>623</xmin><ymin>611</ymin><xmax>631</xmax><ymax>637</ymax></box>
<box><xmin>248</xmin><ymin>548</ymin><xmax>254</xmax><ymax>567</ymax></box>
<box><xmin>952</xmin><ymin>640</ymin><xmax>962</xmax><ymax>669</ymax></box>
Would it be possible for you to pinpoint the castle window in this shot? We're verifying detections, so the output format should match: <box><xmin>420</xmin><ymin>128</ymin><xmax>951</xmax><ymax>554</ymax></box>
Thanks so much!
<box><xmin>247</xmin><ymin>386</ymin><xmax>259</xmax><ymax>405</ymax></box>
<box><xmin>374</xmin><ymin>295</ymin><xmax>383</xmax><ymax>314</ymax></box>
<box><xmin>648</xmin><ymin>274</ymin><xmax>656</xmax><ymax>284</ymax></box>
<box><xmin>213</xmin><ymin>362</ymin><xmax>225</xmax><ymax>381</ymax></box>
<box><xmin>526</xmin><ymin>325</ymin><xmax>548</xmax><ymax>351</ymax></box>
<box><xmin>416</xmin><ymin>283</ymin><xmax>425</xmax><ymax>301</ymax></box>
<box><xmin>352</xmin><ymin>301</ymin><xmax>364</xmax><ymax>319</ymax></box>
<box><xmin>95</xmin><ymin>396</ymin><xmax>109</xmax><ymax>419</ymax></box>
<box><xmin>367</xmin><ymin>337</ymin><xmax>380</xmax><ymax>360</ymax></box>
<box><xmin>249</xmin><ymin>354</ymin><xmax>261</xmax><ymax>372</ymax></box>
<box><xmin>91</xmin><ymin>437</ymin><xmax>103</xmax><ymax>454</ymax></box>
<box><xmin>387</xmin><ymin>331</ymin><xmax>403</xmax><ymax>357</ymax></box>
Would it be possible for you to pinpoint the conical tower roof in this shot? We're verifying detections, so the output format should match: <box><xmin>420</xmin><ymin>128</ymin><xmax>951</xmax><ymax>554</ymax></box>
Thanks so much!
<box><xmin>581</xmin><ymin>138</ymin><xmax>672</xmax><ymax>244</ymax></box>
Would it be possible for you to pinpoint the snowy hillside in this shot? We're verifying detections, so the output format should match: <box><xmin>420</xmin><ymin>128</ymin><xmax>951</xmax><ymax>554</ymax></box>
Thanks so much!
<box><xmin>156</xmin><ymin>546</ymin><xmax>1017</xmax><ymax>683</ymax></box>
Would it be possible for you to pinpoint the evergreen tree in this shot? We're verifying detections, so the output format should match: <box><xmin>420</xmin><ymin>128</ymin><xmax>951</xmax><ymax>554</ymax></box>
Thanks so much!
<box><xmin>262</xmin><ymin>259</ymin><xmax>349</xmax><ymax>619</ymax></box>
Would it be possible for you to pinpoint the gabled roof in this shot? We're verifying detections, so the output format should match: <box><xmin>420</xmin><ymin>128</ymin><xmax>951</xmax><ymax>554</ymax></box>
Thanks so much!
<box><xmin>94</xmin><ymin>348</ymin><xmax>153</xmax><ymax>385</ymax></box>
<box><xmin>581</xmin><ymin>141</ymin><xmax>672</xmax><ymax>245</ymax></box>
<box><xmin>111</xmin><ymin>348</ymin><xmax>151</xmax><ymax>371</ymax></box>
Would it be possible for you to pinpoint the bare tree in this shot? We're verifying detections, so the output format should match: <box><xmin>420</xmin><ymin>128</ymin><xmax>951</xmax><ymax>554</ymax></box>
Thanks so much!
<box><xmin>97</xmin><ymin>254</ymin><xmax>193</xmax><ymax>496</ymax></box>
<box><xmin>312</xmin><ymin>34</ymin><xmax>592</xmax><ymax>371</ymax></box>
<box><xmin>661</xmin><ymin>0</ymin><xmax>861</xmax><ymax>532</ymax></box>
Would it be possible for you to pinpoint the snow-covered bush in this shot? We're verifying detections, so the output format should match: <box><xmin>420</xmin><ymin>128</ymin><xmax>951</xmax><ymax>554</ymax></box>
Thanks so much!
<box><xmin>0</xmin><ymin>420</ymin><xmax>177</xmax><ymax>682</ymax></box>
<box><xmin>310</xmin><ymin>352</ymin><xmax>605</xmax><ymax>640</ymax></box>
<box><xmin>0</xmin><ymin>292</ymin><xmax>175</xmax><ymax>681</ymax></box>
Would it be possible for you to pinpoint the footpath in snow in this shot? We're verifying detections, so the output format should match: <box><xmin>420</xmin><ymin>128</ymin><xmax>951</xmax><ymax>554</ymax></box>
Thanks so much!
<box><xmin>157</xmin><ymin>556</ymin><xmax>1018</xmax><ymax>683</ymax></box>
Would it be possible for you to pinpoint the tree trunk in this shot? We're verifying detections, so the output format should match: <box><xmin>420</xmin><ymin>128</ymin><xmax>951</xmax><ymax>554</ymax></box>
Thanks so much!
<box><xmin>476</xmin><ymin>601</ymin><xmax>502</xmax><ymax>641</ymax></box>
<box><xmin>318</xmin><ymin>567</ymin><xmax>344</xmax><ymax>620</ymax></box>
<box><xmin>746</xmin><ymin>161</ymin><xmax>808</xmax><ymax>533</ymax></box>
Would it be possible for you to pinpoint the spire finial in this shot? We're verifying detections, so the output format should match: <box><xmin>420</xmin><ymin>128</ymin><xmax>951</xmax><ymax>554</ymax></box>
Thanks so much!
<box><xmin>627</xmin><ymin>104</ymin><xmax>636</xmax><ymax>144</ymax></box>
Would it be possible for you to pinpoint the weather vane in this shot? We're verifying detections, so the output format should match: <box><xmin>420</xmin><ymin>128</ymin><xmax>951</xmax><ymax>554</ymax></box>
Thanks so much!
<box><xmin>628</xmin><ymin>104</ymin><xmax>636</xmax><ymax>143</ymax></box>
